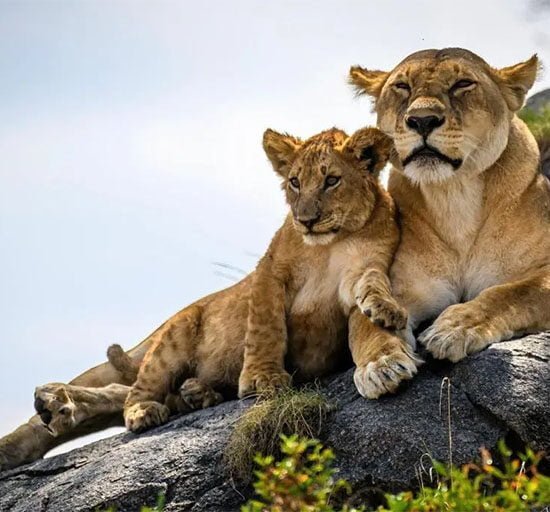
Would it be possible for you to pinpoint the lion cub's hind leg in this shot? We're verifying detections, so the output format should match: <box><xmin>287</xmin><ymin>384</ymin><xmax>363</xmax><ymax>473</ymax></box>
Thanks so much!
<box><xmin>124</xmin><ymin>305</ymin><xmax>202</xmax><ymax>433</ymax></box>
<box><xmin>165</xmin><ymin>378</ymin><xmax>224</xmax><ymax>413</ymax></box>
<box><xmin>34</xmin><ymin>382</ymin><xmax>130</xmax><ymax>437</ymax></box>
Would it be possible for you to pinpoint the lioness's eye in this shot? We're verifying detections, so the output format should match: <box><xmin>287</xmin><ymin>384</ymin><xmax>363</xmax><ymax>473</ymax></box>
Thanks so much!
<box><xmin>450</xmin><ymin>79</ymin><xmax>476</xmax><ymax>92</ymax></box>
<box><xmin>289</xmin><ymin>177</ymin><xmax>300</xmax><ymax>190</ymax></box>
<box><xmin>393</xmin><ymin>82</ymin><xmax>411</xmax><ymax>93</ymax></box>
<box><xmin>324</xmin><ymin>175</ymin><xmax>341</xmax><ymax>189</ymax></box>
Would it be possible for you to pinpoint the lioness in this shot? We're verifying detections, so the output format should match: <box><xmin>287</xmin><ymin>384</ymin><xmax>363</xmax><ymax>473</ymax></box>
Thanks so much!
<box><xmin>0</xmin><ymin>127</ymin><xmax>414</xmax><ymax>465</ymax></box>
<box><xmin>348</xmin><ymin>48</ymin><xmax>549</xmax><ymax>388</ymax></box>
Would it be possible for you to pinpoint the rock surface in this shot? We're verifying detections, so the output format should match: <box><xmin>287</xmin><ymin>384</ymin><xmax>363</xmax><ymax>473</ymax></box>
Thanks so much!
<box><xmin>526</xmin><ymin>88</ymin><xmax>550</xmax><ymax>114</ymax></box>
<box><xmin>0</xmin><ymin>334</ymin><xmax>548</xmax><ymax>512</ymax></box>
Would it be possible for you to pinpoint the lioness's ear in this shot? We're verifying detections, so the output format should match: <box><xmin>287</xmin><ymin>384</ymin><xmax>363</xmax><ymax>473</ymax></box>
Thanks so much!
<box><xmin>263</xmin><ymin>129</ymin><xmax>303</xmax><ymax>178</ymax></box>
<box><xmin>495</xmin><ymin>55</ymin><xmax>539</xmax><ymax>111</ymax></box>
<box><xmin>348</xmin><ymin>66</ymin><xmax>390</xmax><ymax>98</ymax></box>
<box><xmin>342</xmin><ymin>127</ymin><xmax>393</xmax><ymax>175</ymax></box>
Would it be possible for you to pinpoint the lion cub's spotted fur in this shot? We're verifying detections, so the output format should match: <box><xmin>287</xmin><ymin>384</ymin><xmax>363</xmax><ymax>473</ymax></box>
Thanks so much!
<box><xmin>0</xmin><ymin>126</ymin><xmax>416</xmax><ymax>454</ymax></box>
<box><xmin>122</xmin><ymin>127</ymin><xmax>416</xmax><ymax>432</ymax></box>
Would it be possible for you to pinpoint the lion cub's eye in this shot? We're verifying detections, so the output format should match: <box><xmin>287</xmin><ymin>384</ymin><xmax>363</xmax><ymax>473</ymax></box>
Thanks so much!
<box><xmin>289</xmin><ymin>177</ymin><xmax>300</xmax><ymax>190</ymax></box>
<box><xmin>450</xmin><ymin>79</ymin><xmax>476</xmax><ymax>93</ymax></box>
<box><xmin>324</xmin><ymin>175</ymin><xmax>341</xmax><ymax>189</ymax></box>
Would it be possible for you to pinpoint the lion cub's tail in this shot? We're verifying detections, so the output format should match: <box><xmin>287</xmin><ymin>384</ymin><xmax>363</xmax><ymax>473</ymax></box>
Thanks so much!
<box><xmin>107</xmin><ymin>344</ymin><xmax>139</xmax><ymax>384</ymax></box>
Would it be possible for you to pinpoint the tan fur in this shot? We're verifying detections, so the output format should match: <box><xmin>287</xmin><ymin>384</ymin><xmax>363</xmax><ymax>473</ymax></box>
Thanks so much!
<box><xmin>350</xmin><ymin>48</ymin><xmax>550</xmax><ymax>362</ymax></box>
<box><xmin>124</xmin><ymin>127</ymin><xmax>417</xmax><ymax>432</ymax></box>
<box><xmin>0</xmin><ymin>127</ymin><xmax>416</xmax><ymax>466</ymax></box>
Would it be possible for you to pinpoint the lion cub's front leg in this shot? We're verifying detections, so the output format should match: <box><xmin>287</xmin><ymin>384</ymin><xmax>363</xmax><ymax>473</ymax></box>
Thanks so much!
<box><xmin>354</xmin><ymin>268</ymin><xmax>408</xmax><ymax>331</ymax></box>
<box><xmin>238</xmin><ymin>268</ymin><xmax>291</xmax><ymax>398</ymax></box>
<box><xmin>349</xmin><ymin>309</ymin><xmax>420</xmax><ymax>399</ymax></box>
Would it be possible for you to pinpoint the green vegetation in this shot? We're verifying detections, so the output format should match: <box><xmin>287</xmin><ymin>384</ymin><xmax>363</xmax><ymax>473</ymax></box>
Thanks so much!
<box><xmin>243</xmin><ymin>435</ymin><xmax>550</xmax><ymax>512</ymax></box>
<box><xmin>519</xmin><ymin>105</ymin><xmax>550</xmax><ymax>142</ymax></box>
<box><xmin>224</xmin><ymin>387</ymin><xmax>332</xmax><ymax>483</ymax></box>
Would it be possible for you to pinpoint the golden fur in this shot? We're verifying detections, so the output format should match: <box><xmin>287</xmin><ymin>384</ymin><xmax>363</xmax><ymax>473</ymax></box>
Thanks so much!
<box><xmin>350</xmin><ymin>48</ymin><xmax>550</xmax><ymax>362</ymax></box>
<box><xmin>0</xmin><ymin>127</ymin><xmax>415</xmax><ymax>466</ymax></box>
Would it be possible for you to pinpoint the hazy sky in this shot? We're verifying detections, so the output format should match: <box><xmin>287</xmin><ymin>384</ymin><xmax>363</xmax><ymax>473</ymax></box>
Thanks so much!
<box><xmin>1</xmin><ymin>0</ymin><xmax>549</xmax><ymax>456</ymax></box>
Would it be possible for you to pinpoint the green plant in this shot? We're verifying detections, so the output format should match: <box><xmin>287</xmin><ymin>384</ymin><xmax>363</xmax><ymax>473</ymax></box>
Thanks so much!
<box><xmin>519</xmin><ymin>105</ymin><xmax>550</xmax><ymax>142</ymax></box>
<box><xmin>243</xmin><ymin>436</ymin><xmax>550</xmax><ymax>512</ymax></box>
<box><xmin>242</xmin><ymin>435</ymin><xmax>361</xmax><ymax>512</ymax></box>
<box><xmin>224</xmin><ymin>386</ymin><xmax>331</xmax><ymax>483</ymax></box>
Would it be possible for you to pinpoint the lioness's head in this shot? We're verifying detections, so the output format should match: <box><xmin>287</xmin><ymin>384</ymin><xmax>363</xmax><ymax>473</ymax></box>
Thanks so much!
<box><xmin>349</xmin><ymin>48</ymin><xmax>539</xmax><ymax>185</ymax></box>
<box><xmin>263</xmin><ymin>127</ymin><xmax>392</xmax><ymax>245</ymax></box>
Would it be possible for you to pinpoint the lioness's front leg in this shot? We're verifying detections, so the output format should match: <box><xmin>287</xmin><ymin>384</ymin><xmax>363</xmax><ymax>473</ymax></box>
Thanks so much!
<box><xmin>238</xmin><ymin>268</ymin><xmax>290</xmax><ymax>398</ymax></box>
<box><xmin>349</xmin><ymin>308</ymin><xmax>420</xmax><ymax>399</ymax></box>
<box><xmin>419</xmin><ymin>269</ymin><xmax>550</xmax><ymax>362</ymax></box>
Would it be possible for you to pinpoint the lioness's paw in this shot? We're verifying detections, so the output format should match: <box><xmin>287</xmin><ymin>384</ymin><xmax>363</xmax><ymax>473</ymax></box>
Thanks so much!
<box><xmin>238</xmin><ymin>367</ymin><xmax>291</xmax><ymax>398</ymax></box>
<box><xmin>418</xmin><ymin>304</ymin><xmax>500</xmax><ymax>362</ymax></box>
<box><xmin>179</xmin><ymin>378</ymin><xmax>223</xmax><ymax>410</ymax></box>
<box><xmin>357</xmin><ymin>294</ymin><xmax>408</xmax><ymax>331</ymax></box>
<box><xmin>34</xmin><ymin>384</ymin><xmax>77</xmax><ymax>437</ymax></box>
<box><xmin>354</xmin><ymin>349</ymin><xmax>420</xmax><ymax>399</ymax></box>
<box><xmin>124</xmin><ymin>401</ymin><xmax>170</xmax><ymax>433</ymax></box>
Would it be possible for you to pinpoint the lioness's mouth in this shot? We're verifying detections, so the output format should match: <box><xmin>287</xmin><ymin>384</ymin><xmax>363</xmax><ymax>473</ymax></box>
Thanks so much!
<box><xmin>403</xmin><ymin>145</ymin><xmax>462</xmax><ymax>169</ymax></box>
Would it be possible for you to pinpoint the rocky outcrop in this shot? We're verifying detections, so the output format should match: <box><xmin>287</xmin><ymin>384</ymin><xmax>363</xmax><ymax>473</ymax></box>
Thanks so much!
<box><xmin>0</xmin><ymin>334</ymin><xmax>548</xmax><ymax>512</ymax></box>
<box><xmin>525</xmin><ymin>88</ymin><xmax>550</xmax><ymax>177</ymax></box>
<box><xmin>526</xmin><ymin>88</ymin><xmax>550</xmax><ymax>114</ymax></box>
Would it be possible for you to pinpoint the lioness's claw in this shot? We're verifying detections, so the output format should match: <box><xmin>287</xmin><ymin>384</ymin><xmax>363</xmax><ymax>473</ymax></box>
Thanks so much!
<box><xmin>34</xmin><ymin>384</ymin><xmax>77</xmax><ymax>437</ymax></box>
<box><xmin>418</xmin><ymin>304</ymin><xmax>499</xmax><ymax>362</ymax></box>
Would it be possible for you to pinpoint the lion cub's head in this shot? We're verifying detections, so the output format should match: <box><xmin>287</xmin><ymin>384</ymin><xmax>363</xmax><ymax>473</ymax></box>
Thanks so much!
<box><xmin>263</xmin><ymin>127</ymin><xmax>392</xmax><ymax>245</ymax></box>
<box><xmin>349</xmin><ymin>48</ymin><xmax>539</xmax><ymax>185</ymax></box>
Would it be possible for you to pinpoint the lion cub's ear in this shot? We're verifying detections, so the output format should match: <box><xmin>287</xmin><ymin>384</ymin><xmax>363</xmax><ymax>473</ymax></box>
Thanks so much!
<box><xmin>495</xmin><ymin>55</ymin><xmax>539</xmax><ymax>112</ymax></box>
<box><xmin>348</xmin><ymin>66</ymin><xmax>390</xmax><ymax>98</ymax></box>
<box><xmin>263</xmin><ymin>129</ymin><xmax>303</xmax><ymax>178</ymax></box>
<box><xmin>342</xmin><ymin>127</ymin><xmax>393</xmax><ymax>176</ymax></box>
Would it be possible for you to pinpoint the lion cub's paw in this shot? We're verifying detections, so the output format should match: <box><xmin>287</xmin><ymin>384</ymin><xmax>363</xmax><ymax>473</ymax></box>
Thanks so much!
<box><xmin>124</xmin><ymin>401</ymin><xmax>170</xmax><ymax>433</ymax></box>
<box><xmin>418</xmin><ymin>304</ymin><xmax>499</xmax><ymax>362</ymax></box>
<box><xmin>238</xmin><ymin>367</ymin><xmax>291</xmax><ymax>398</ymax></box>
<box><xmin>354</xmin><ymin>348</ymin><xmax>420</xmax><ymax>399</ymax></box>
<box><xmin>34</xmin><ymin>384</ymin><xmax>77</xmax><ymax>437</ymax></box>
<box><xmin>179</xmin><ymin>378</ymin><xmax>223</xmax><ymax>410</ymax></box>
<box><xmin>357</xmin><ymin>294</ymin><xmax>408</xmax><ymax>331</ymax></box>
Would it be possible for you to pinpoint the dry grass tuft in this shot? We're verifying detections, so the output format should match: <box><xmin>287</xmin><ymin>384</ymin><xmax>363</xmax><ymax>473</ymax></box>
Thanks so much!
<box><xmin>223</xmin><ymin>386</ymin><xmax>332</xmax><ymax>483</ymax></box>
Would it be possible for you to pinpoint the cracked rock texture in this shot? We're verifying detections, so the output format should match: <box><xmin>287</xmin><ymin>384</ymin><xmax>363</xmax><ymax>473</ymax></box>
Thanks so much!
<box><xmin>0</xmin><ymin>334</ymin><xmax>548</xmax><ymax>511</ymax></box>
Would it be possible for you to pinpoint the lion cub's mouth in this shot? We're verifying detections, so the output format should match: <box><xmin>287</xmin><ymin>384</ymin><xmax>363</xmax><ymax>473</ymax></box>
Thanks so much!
<box><xmin>403</xmin><ymin>145</ymin><xmax>462</xmax><ymax>170</ymax></box>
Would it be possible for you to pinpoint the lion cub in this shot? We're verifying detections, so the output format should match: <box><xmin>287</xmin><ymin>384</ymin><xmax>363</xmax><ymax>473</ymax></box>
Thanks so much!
<box><xmin>120</xmin><ymin>126</ymin><xmax>416</xmax><ymax>432</ymax></box>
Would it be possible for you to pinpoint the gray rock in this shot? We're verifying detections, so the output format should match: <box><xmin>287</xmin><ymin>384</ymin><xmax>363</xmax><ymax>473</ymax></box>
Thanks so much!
<box><xmin>0</xmin><ymin>334</ymin><xmax>548</xmax><ymax>512</ymax></box>
<box><xmin>526</xmin><ymin>89</ymin><xmax>550</xmax><ymax>114</ymax></box>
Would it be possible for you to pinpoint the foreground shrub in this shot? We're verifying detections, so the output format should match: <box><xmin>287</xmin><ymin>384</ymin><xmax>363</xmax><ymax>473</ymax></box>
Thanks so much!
<box><xmin>243</xmin><ymin>436</ymin><xmax>550</xmax><ymax>512</ymax></box>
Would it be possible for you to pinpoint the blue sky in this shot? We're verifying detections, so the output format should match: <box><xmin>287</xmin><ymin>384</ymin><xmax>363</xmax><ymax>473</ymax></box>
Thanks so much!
<box><xmin>1</xmin><ymin>0</ymin><xmax>549</xmax><ymax>455</ymax></box>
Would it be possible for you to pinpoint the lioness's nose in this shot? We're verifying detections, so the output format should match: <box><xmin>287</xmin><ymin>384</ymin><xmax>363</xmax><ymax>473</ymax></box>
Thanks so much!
<box><xmin>405</xmin><ymin>115</ymin><xmax>445</xmax><ymax>137</ymax></box>
<box><xmin>297</xmin><ymin>215</ymin><xmax>320</xmax><ymax>230</ymax></box>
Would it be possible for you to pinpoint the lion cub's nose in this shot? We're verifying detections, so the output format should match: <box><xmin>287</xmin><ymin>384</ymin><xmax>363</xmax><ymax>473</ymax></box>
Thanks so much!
<box><xmin>406</xmin><ymin>115</ymin><xmax>445</xmax><ymax>137</ymax></box>
<box><xmin>297</xmin><ymin>215</ymin><xmax>321</xmax><ymax>231</ymax></box>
